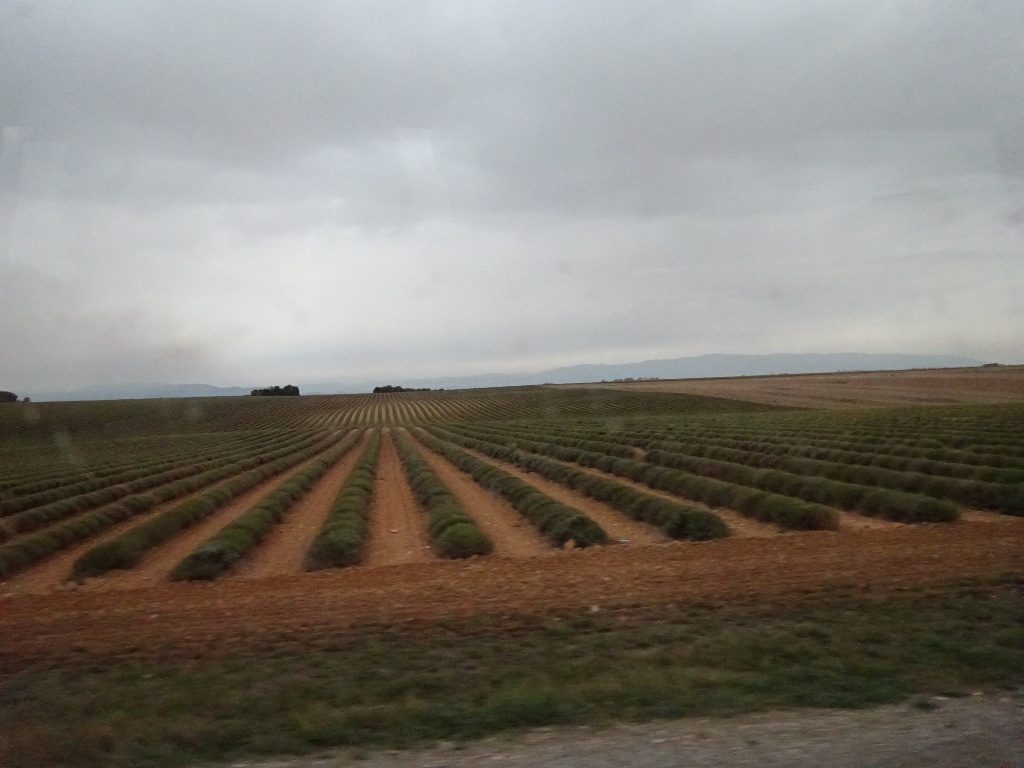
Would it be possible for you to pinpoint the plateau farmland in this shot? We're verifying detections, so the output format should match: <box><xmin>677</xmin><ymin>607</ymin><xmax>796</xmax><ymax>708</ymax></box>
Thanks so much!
<box><xmin>1</xmin><ymin>373</ymin><xmax>1022</xmax><ymax>768</ymax></box>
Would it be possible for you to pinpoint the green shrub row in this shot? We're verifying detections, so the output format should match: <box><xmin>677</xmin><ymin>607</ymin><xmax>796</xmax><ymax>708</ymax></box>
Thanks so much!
<box><xmin>466</xmin><ymin>425</ymin><xmax>961</xmax><ymax>525</ymax></box>
<box><xmin>68</xmin><ymin>432</ymin><xmax>348</xmax><ymax>580</ymax></box>
<box><xmin>0</xmin><ymin>434</ymin><xmax>328</xmax><ymax>580</ymax></box>
<box><xmin>444</xmin><ymin>425</ymin><xmax>839</xmax><ymax>531</ymax></box>
<box><xmin>303</xmin><ymin>431</ymin><xmax>382</xmax><ymax>570</ymax></box>
<box><xmin>641</xmin><ymin>448</ymin><xmax>962</xmax><ymax>523</ymax></box>
<box><xmin>168</xmin><ymin>431</ymin><xmax>364</xmax><ymax>581</ymax></box>
<box><xmin>0</xmin><ymin>431</ymin><xmax>291</xmax><ymax>514</ymax></box>
<box><xmin>427</xmin><ymin>428</ymin><xmax>728</xmax><ymax>541</ymax></box>
<box><xmin>531</xmin><ymin>416</ymin><xmax>1024</xmax><ymax>472</ymax></box>
<box><xmin>0</xmin><ymin>430</ymin><xmax>278</xmax><ymax>496</ymax></box>
<box><xmin>392</xmin><ymin>431</ymin><xmax>493</xmax><ymax>558</ymax></box>
<box><xmin>505</xmin><ymin>424</ymin><xmax>1005</xmax><ymax>516</ymax></box>
<box><xmin>413</xmin><ymin>430</ymin><xmax>608</xmax><ymax>548</ymax></box>
<box><xmin>672</xmin><ymin>434</ymin><xmax>1024</xmax><ymax>484</ymax></box>
<box><xmin>637</xmin><ymin>439</ymin><xmax>1017</xmax><ymax>516</ymax></box>
<box><xmin>522</xmin><ymin>421</ymin><xmax>1024</xmax><ymax>483</ymax></box>
<box><xmin>0</xmin><ymin>432</ymin><xmax>326</xmax><ymax>543</ymax></box>
<box><xmin>653</xmin><ymin>423</ymin><xmax>1024</xmax><ymax>466</ymax></box>
<box><xmin>0</xmin><ymin>431</ymin><xmax>263</xmax><ymax>501</ymax></box>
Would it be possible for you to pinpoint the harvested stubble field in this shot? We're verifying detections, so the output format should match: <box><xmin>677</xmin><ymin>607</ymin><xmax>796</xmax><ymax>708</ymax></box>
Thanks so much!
<box><xmin>1</xmin><ymin>377</ymin><xmax>1023</xmax><ymax>767</ymax></box>
<box><xmin>561</xmin><ymin>363</ymin><xmax>1024</xmax><ymax>408</ymax></box>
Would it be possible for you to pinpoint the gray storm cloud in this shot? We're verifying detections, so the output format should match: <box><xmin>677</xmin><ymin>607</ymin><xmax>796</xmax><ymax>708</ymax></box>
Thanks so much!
<box><xmin>1</xmin><ymin>0</ymin><xmax>1022</xmax><ymax>394</ymax></box>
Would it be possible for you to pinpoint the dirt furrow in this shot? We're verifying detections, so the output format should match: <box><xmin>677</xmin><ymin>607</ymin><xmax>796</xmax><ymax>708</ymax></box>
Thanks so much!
<box><xmin>229</xmin><ymin>431</ymin><xmax>368</xmax><ymax>580</ymax></box>
<box><xmin>86</xmin><ymin>456</ymin><xmax>327</xmax><ymax>591</ymax></box>
<box><xmin>407</xmin><ymin>432</ymin><xmax>552</xmax><ymax>558</ymax></box>
<box><xmin>533</xmin><ymin>455</ymin><xmax>782</xmax><ymax>538</ymax></box>
<box><xmin>961</xmin><ymin>509</ymin><xmax>1022</xmax><ymax>524</ymax></box>
<box><xmin>2</xmin><ymin>487</ymin><xmax>215</xmax><ymax>594</ymax></box>
<box><xmin>454</xmin><ymin>444</ymin><xmax>666</xmax><ymax>546</ymax></box>
<box><xmin>363</xmin><ymin>430</ymin><xmax>435</xmax><ymax>567</ymax></box>
<box><xmin>835</xmin><ymin>511</ymin><xmax>906</xmax><ymax>531</ymax></box>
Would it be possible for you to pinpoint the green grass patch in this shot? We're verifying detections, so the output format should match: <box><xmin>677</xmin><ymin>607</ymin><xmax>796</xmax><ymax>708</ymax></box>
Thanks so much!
<box><xmin>2</xmin><ymin>578</ymin><xmax>1021</xmax><ymax>768</ymax></box>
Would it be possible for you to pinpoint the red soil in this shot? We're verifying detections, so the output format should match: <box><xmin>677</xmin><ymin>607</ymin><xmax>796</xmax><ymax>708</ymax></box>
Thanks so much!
<box><xmin>230</xmin><ymin>430</ymin><xmax>369</xmax><ymax>580</ymax></box>
<box><xmin>85</xmin><ymin>455</ymin><xmax>328</xmax><ymax>591</ymax></box>
<box><xmin>362</xmin><ymin>430</ymin><xmax>436</xmax><ymax>567</ymax></box>
<box><xmin>0</xmin><ymin>521</ymin><xmax>1020</xmax><ymax>668</ymax></box>
<box><xmin>2</xmin><ymin>488</ymin><xmax>213</xmax><ymax>594</ymax></box>
<box><xmin>455</xmin><ymin>444</ymin><xmax>666</xmax><ymax>546</ymax></box>
<box><xmin>406</xmin><ymin>431</ymin><xmax>552</xmax><ymax>558</ymax></box>
<box><xmin>554</xmin><ymin>458</ymin><xmax>783</xmax><ymax>538</ymax></box>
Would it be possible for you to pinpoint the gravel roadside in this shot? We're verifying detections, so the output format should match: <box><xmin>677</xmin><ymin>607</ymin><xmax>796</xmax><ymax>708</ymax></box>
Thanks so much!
<box><xmin>233</xmin><ymin>690</ymin><xmax>1024</xmax><ymax>768</ymax></box>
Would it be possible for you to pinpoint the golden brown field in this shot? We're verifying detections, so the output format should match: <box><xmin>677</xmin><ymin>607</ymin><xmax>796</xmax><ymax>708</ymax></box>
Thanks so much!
<box><xmin>558</xmin><ymin>365</ymin><xmax>1024</xmax><ymax>408</ymax></box>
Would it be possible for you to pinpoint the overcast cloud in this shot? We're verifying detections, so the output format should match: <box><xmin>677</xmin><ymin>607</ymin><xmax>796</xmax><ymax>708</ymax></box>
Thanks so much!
<box><xmin>1</xmin><ymin>0</ymin><xmax>1022</xmax><ymax>394</ymax></box>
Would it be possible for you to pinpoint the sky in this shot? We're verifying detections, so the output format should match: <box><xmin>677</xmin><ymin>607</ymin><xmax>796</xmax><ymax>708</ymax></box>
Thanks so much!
<box><xmin>1</xmin><ymin>0</ymin><xmax>1022</xmax><ymax>394</ymax></box>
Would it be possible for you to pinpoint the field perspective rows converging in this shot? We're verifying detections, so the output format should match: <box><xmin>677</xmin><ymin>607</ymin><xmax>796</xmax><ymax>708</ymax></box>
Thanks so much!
<box><xmin>2</xmin><ymin>390</ymin><xmax>1023</xmax><ymax>592</ymax></box>
<box><xmin>1</xmin><ymin>382</ymin><xmax>1023</xmax><ymax>768</ymax></box>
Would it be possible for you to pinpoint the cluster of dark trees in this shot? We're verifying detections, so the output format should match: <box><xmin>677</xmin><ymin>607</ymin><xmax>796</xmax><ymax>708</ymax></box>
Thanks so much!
<box><xmin>372</xmin><ymin>385</ymin><xmax>431</xmax><ymax>394</ymax></box>
<box><xmin>0</xmin><ymin>391</ymin><xmax>19</xmax><ymax>404</ymax></box>
<box><xmin>250</xmin><ymin>385</ymin><xmax>300</xmax><ymax>397</ymax></box>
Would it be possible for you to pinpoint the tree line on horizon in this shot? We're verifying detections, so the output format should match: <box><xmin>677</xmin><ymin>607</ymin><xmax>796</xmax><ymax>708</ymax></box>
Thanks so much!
<box><xmin>250</xmin><ymin>385</ymin><xmax>300</xmax><ymax>397</ymax></box>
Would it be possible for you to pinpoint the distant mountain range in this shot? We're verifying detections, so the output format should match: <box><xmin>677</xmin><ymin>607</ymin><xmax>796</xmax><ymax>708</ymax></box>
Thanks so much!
<box><xmin>30</xmin><ymin>382</ymin><xmax>254</xmax><ymax>402</ymax></box>
<box><xmin>26</xmin><ymin>353</ymin><xmax>988</xmax><ymax>401</ymax></box>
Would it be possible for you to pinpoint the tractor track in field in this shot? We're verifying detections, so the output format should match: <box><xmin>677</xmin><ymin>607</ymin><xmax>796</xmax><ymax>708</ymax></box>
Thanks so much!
<box><xmin>406</xmin><ymin>431</ymin><xmax>552</xmax><ymax>558</ymax></box>
<box><xmin>230</xmin><ymin>431</ymin><xmax>370</xmax><ymax>580</ymax></box>
<box><xmin>362</xmin><ymin>430</ymin><xmax>436</xmax><ymax>567</ymax></box>
<box><xmin>0</xmin><ymin>521</ymin><xmax>1020</xmax><ymax>668</ymax></box>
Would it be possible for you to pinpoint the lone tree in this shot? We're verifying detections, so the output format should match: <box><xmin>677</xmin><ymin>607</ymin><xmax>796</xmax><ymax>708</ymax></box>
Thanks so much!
<box><xmin>250</xmin><ymin>385</ymin><xmax>300</xmax><ymax>397</ymax></box>
<box><xmin>0</xmin><ymin>391</ymin><xmax>18</xmax><ymax>404</ymax></box>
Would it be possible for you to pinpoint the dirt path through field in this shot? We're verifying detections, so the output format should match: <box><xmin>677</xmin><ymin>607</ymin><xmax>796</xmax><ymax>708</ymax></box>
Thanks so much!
<box><xmin>363</xmin><ymin>430</ymin><xmax>435</xmax><ymax>567</ymax></box>
<box><xmin>407</xmin><ymin>432</ymin><xmax>552</xmax><ymax>558</ymax></box>
<box><xmin>230</xmin><ymin>431</ymin><xmax>368</xmax><ymax>580</ymax></box>
<box><xmin>86</xmin><ymin>455</ymin><xmax>327</xmax><ymax>591</ymax></box>
<box><xmin>454</xmin><ymin>444</ymin><xmax>666</xmax><ymax>546</ymax></box>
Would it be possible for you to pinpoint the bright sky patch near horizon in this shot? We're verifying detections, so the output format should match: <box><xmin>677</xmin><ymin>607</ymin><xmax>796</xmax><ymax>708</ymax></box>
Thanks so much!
<box><xmin>1</xmin><ymin>0</ymin><xmax>1022</xmax><ymax>394</ymax></box>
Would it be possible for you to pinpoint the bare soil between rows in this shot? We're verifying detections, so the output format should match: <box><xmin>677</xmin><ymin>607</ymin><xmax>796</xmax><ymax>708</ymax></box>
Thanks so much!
<box><xmin>453</xmin><ymin>443</ymin><xmax>666</xmax><ymax>546</ymax></box>
<box><xmin>362</xmin><ymin>430</ymin><xmax>435</xmax><ymax>567</ymax></box>
<box><xmin>406</xmin><ymin>431</ymin><xmax>551</xmax><ymax>558</ymax></box>
<box><xmin>84</xmin><ymin>453</ymin><xmax>330</xmax><ymax>591</ymax></box>
<box><xmin>231</xmin><ymin>430</ymin><xmax>370</xmax><ymax>579</ymax></box>
<box><xmin>0</xmin><ymin>521</ymin><xmax>1020</xmax><ymax>668</ymax></box>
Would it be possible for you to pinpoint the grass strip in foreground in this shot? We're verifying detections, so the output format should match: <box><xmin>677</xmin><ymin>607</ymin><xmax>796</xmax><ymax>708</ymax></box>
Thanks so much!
<box><xmin>2</xmin><ymin>577</ymin><xmax>1021</xmax><ymax>768</ymax></box>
